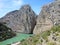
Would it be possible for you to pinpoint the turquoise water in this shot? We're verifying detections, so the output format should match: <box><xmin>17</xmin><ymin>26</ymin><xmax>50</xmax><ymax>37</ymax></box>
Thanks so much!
<box><xmin>0</xmin><ymin>33</ymin><xmax>32</xmax><ymax>45</ymax></box>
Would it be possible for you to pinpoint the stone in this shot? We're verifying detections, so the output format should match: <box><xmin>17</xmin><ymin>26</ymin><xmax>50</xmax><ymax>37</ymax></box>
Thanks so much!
<box><xmin>33</xmin><ymin>0</ymin><xmax>60</xmax><ymax>34</ymax></box>
<box><xmin>0</xmin><ymin>5</ymin><xmax>36</xmax><ymax>34</ymax></box>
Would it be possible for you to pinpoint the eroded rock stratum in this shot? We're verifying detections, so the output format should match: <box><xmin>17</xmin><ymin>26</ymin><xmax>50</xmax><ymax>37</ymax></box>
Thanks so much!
<box><xmin>33</xmin><ymin>0</ymin><xmax>60</xmax><ymax>34</ymax></box>
<box><xmin>0</xmin><ymin>5</ymin><xmax>36</xmax><ymax>34</ymax></box>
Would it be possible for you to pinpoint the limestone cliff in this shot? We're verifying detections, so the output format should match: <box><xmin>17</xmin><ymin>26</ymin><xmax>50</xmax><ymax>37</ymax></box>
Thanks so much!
<box><xmin>33</xmin><ymin>0</ymin><xmax>60</xmax><ymax>34</ymax></box>
<box><xmin>0</xmin><ymin>5</ymin><xmax>36</xmax><ymax>34</ymax></box>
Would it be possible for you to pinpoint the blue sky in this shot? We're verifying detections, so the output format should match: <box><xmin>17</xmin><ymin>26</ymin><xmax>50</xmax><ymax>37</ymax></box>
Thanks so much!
<box><xmin>0</xmin><ymin>0</ymin><xmax>54</xmax><ymax>18</ymax></box>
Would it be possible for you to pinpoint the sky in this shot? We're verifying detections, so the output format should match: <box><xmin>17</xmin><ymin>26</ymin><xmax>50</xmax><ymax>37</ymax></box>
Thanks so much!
<box><xmin>0</xmin><ymin>0</ymin><xmax>54</xmax><ymax>18</ymax></box>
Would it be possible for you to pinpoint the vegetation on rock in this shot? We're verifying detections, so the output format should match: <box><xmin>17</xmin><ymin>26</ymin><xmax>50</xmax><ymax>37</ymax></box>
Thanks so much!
<box><xmin>18</xmin><ymin>25</ymin><xmax>60</xmax><ymax>45</ymax></box>
<box><xmin>0</xmin><ymin>22</ymin><xmax>16</xmax><ymax>42</ymax></box>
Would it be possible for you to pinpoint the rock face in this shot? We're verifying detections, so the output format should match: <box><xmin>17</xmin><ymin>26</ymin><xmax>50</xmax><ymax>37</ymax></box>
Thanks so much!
<box><xmin>33</xmin><ymin>0</ymin><xmax>60</xmax><ymax>34</ymax></box>
<box><xmin>0</xmin><ymin>5</ymin><xmax>36</xmax><ymax>34</ymax></box>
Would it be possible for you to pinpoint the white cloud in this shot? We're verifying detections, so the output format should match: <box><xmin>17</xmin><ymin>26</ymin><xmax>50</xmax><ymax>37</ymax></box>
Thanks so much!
<box><xmin>12</xmin><ymin>0</ymin><xmax>23</xmax><ymax>6</ymax></box>
<box><xmin>0</xmin><ymin>0</ymin><xmax>23</xmax><ymax>10</ymax></box>
<box><xmin>0</xmin><ymin>0</ymin><xmax>24</xmax><ymax>18</ymax></box>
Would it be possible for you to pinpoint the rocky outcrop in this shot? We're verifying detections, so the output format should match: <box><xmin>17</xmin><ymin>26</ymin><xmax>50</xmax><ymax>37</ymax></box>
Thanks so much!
<box><xmin>0</xmin><ymin>5</ymin><xmax>36</xmax><ymax>34</ymax></box>
<box><xmin>19</xmin><ymin>26</ymin><xmax>60</xmax><ymax>45</ymax></box>
<box><xmin>33</xmin><ymin>0</ymin><xmax>60</xmax><ymax>34</ymax></box>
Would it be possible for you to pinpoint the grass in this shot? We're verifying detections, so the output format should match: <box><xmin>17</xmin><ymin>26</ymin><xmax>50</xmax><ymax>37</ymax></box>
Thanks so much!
<box><xmin>47</xmin><ymin>42</ymin><xmax>56</xmax><ymax>45</ymax></box>
<box><xmin>20</xmin><ymin>25</ymin><xmax>60</xmax><ymax>45</ymax></box>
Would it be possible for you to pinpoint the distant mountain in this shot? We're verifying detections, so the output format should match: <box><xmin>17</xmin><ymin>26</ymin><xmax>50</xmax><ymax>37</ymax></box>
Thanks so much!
<box><xmin>0</xmin><ymin>5</ymin><xmax>36</xmax><ymax>34</ymax></box>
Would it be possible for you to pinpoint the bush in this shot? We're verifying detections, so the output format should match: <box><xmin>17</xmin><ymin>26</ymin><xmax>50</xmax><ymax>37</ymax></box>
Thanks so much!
<box><xmin>20</xmin><ymin>25</ymin><xmax>60</xmax><ymax>45</ymax></box>
<box><xmin>51</xmin><ymin>25</ymin><xmax>60</xmax><ymax>33</ymax></box>
<box><xmin>0</xmin><ymin>23</ymin><xmax>16</xmax><ymax>42</ymax></box>
<box><xmin>47</xmin><ymin>42</ymin><xmax>56</xmax><ymax>45</ymax></box>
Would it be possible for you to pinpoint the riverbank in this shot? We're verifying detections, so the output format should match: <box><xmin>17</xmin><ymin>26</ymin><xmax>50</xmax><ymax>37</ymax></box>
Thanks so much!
<box><xmin>0</xmin><ymin>33</ymin><xmax>32</xmax><ymax>45</ymax></box>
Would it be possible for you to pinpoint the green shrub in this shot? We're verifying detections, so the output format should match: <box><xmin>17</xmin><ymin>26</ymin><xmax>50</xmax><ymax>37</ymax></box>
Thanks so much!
<box><xmin>47</xmin><ymin>42</ymin><xmax>56</xmax><ymax>45</ymax></box>
<box><xmin>41</xmin><ymin>30</ymin><xmax>50</xmax><ymax>41</ymax></box>
<box><xmin>51</xmin><ymin>25</ymin><xmax>60</xmax><ymax>33</ymax></box>
<box><xmin>0</xmin><ymin>23</ymin><xmax>16</xmax><ymax>41</ymax></box>
<box><xmin>20</xmin><ymin>25</ymin><xmax>60</xmax><ymax>45</ymax></box>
